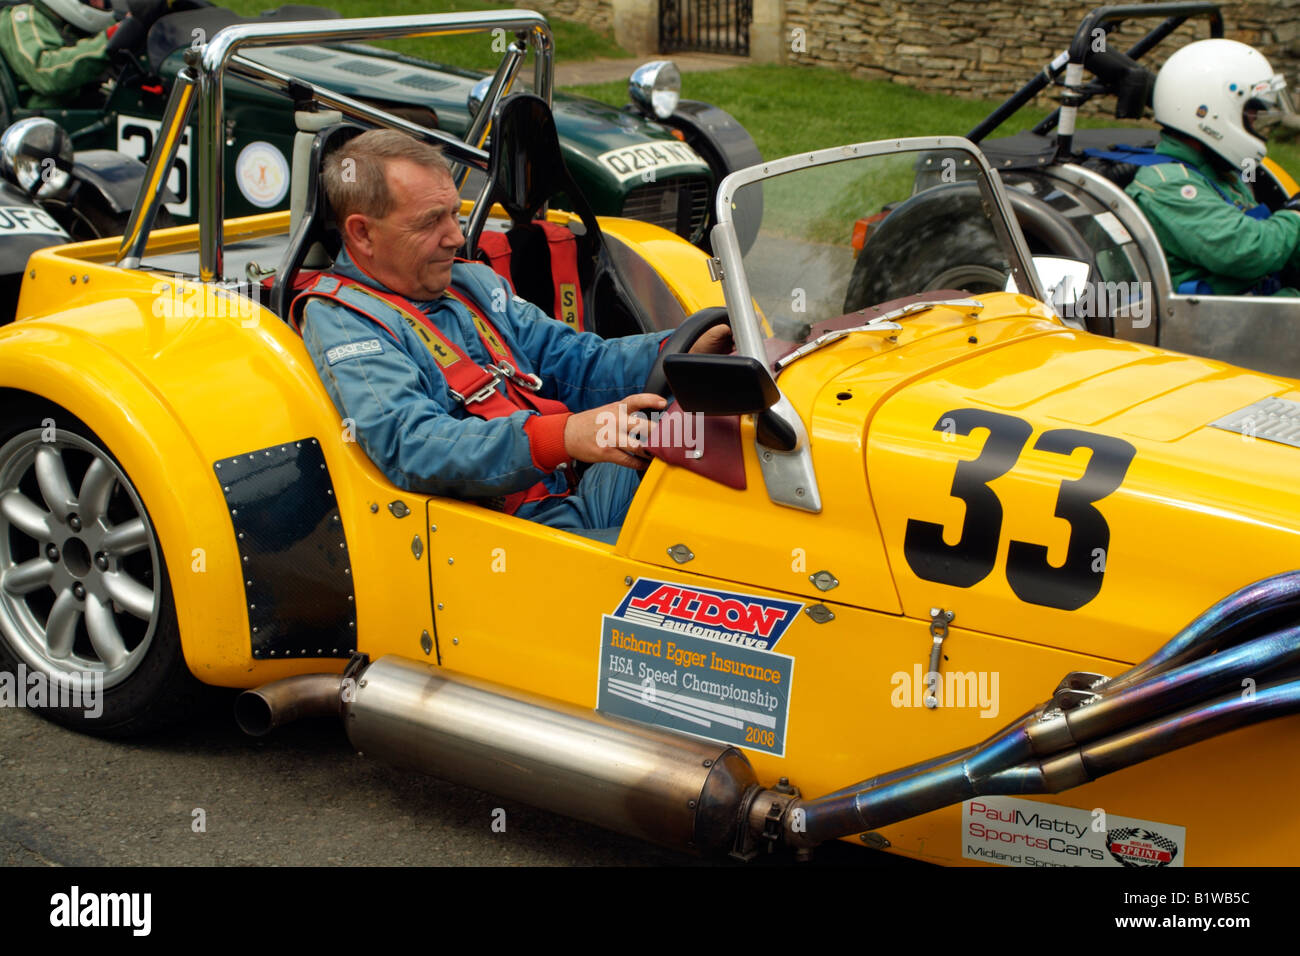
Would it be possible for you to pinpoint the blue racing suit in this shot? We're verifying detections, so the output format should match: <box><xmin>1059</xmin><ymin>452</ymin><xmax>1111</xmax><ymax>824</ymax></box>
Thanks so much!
<box><xmin>297</xmin><ymin>249</ymin><xmax>671</xmax><ymax>531</ymax></box>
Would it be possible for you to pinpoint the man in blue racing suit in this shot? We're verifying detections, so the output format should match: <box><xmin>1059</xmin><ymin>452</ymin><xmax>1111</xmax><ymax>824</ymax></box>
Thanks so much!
<box><xmin>295</xmin><ymin>129</ymin><xmax>730</xmax><ymax>533</ymax></box>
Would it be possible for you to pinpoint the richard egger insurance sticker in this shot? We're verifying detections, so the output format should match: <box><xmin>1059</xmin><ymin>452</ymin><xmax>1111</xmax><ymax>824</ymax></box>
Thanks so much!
<box><xmin>963</xmin><ymin>795</ymin><xmax>1186</xmax><ymax>867</ymax></box>
<box><xmin>597</xmin><ymin>615</ymin><xmax>793</xmax><ymax>755</ymax></box>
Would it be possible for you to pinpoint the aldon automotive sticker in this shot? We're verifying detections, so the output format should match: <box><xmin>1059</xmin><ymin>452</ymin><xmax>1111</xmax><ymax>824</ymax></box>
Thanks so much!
<box><xmin>963</xmin><ymin>796</ymin><xmax>1186</xmax><ymax>868</ymax></box>
<box><xmin>597</xmin><ymin>579</ymin><xmax>801</xmax><ymax>756</ymax></box>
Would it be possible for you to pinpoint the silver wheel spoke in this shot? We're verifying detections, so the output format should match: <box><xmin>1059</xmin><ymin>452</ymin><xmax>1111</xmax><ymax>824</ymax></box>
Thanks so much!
<box><xmin>84</xmin><ymin>594</ymin><xmax>127</xmax><ymax>670</ymax></box>
<box><xmin>34</xmin><ymin>447</ymin><xmax>77</xmax><ymax>520</ymax></box>
<box><xmin>2</xmin><ymin>558</ymin><xmax>53</xmax><ymax>595</ymax></box>
<box><xmin>0</xmin><ymin>490</ymin><xmax>52</xmax><ymax>539</ymax></box>
<box><xmin>45</xmin><ymin>590</ymin><xmax>81</xmax><ymax>659</ymax></box>
<box><xmin>103</xmin><ymin>570</ymin><xmax>155</xmax><ymax>620</ymax></box>
<box><xmin>78</xmin><ymin>457</ymin><xmax>116</xmax><ymax>524</ymax></box>
<box><xmin>101</xmin><ymin>518</ymin><xmax>149</xmax><ymax>558</ymax></box>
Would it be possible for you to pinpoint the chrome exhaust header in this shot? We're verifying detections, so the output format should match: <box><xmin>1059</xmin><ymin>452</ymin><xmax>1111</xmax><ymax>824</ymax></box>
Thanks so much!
<box><xmin>767</xmin><ymin>571</ymin><xmax>1300</xmax><ymax>849</ymax></box>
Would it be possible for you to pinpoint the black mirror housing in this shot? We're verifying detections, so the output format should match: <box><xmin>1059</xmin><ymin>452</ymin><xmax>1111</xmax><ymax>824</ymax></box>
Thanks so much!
<box><xmin>662</xmin><ymin>353</ymin><xmax>780</xmax><ymax>416</ymax></box>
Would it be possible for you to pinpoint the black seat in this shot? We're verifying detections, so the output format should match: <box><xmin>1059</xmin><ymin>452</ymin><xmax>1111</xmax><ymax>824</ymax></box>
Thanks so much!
<box><xmin>269</xmin><ymin>122</ymin><xmax>364</xmax><ymax>321</ymax></box>
<box><xmin>463</xmin><ymin>93</ymin><xmax>653</xmax><ymax>338</ymax></box>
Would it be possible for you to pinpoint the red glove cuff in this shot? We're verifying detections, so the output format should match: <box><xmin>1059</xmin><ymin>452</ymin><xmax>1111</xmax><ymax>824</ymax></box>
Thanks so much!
<box><xmin>523</xmin><ymin>412</ymin><xmax>572</xmax><ymax>472</ymax></box>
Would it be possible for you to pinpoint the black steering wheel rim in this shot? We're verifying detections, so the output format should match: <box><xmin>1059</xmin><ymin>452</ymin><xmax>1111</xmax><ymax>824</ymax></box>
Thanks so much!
<box><xmin>643</xmin><ymin>306</ymin><xmax>731</xmax><ymax>397</ymax></box>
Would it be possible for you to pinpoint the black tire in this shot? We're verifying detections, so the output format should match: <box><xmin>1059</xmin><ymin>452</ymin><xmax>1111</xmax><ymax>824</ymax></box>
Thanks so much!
<box><xmin>844</xmin><ymin>182</ymin><xmax>1011</xmax><ymax>313</ymax></box>
<box><xmin>661</xmin><ymin>100</ymin><xmax>763</xmax><ymax>255</ymax></box>
<box><xmin>0</xmin><ymin>395</ymin><xmax>211</xmax><ymax>737</ymax></box>
<box><xmin>47</xmin><ymin>193</ymin><xmax>174</xmax><ymax>243</ymax></box>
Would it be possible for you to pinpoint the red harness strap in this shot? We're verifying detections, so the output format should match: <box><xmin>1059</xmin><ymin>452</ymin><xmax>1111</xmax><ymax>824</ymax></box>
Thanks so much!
<box><xmin>291</xmin><ymin>274</ymin><xmax>574</xmax><ymax>513</ymax></box>
<box><xmin>536</xmin><ymin>221</ymin><xmax>584</xmax><ymax>332</ymax></box>
<box><xmin>475</xmin><ymin>223</ymin><xmax>584</xmax><ymax>332</ymax></box>
<box><xmin>475</xmin><ymin>231</ymin><xmax>513</xmax><ymax>286</ymax></box>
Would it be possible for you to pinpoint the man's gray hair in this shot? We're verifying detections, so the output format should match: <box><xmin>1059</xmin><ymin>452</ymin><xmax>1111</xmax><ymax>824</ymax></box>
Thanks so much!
<box><xmin>322</xmin><ymin>129</ymin><xmax>452</xmax><ymax>222</ymax></box>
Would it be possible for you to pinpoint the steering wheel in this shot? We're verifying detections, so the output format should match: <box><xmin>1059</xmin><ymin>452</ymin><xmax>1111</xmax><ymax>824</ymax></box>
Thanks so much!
<box><xmin>642</xmin><ymin>306</ymin><xmax>731</xmax><ymax>397</ymax></box>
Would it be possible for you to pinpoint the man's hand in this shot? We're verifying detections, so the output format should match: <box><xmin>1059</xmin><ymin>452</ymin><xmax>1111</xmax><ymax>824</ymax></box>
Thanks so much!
<box><xmin>688</xmin><ymin>324</ymin><xmax>734</xmax><ymax>355</ymax></box>
<box><xmin>563</xmin><ymin>393</ymin><xmax>668</xmax><ymax>470</ymax></box>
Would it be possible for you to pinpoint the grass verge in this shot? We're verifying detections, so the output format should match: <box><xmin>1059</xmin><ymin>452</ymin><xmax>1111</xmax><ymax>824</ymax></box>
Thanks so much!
<box><xmin>571</xmin><ymin>63</ymin><xmax>1300</xmax><ymax>174</ymax></box>
<box><xmin>222</xmin><ymin>0</ymin><xmax>626</xmax><ymax>70</ymax></box>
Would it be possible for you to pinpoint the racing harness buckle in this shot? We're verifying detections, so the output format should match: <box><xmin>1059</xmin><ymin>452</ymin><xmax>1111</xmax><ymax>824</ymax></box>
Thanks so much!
<box><xmin>451</xmin><ymin>364</ymin><xmax>510</xmax><ymax>406</ymax></box>
<box><xmin>499</xmin><ymin>362</ymin><xmax>543</xmax><ymax>392</ymax></box>
<box><xmin>451</xmin><ymin>362</ymin><xmax>543</xmax><ymax>407</ymax></box>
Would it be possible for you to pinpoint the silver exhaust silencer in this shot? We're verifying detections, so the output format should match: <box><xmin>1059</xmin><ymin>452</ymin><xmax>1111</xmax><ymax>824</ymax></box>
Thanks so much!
<box><xmin>344</xmin><ymin>656</ymin><xmax>758</xmax><ymax>854</ymax></box>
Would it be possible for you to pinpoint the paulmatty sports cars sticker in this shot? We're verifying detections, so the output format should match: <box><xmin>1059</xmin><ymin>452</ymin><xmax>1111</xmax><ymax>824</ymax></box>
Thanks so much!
<box><xmin>597</xmin><ymin>615</ymin><xmax>793</xmax><ymax>756</ymax></box>
<box><xmin>962</xmin><ymin>796</ymin><xmax>1185</xmax><ymax>867</ymax></box>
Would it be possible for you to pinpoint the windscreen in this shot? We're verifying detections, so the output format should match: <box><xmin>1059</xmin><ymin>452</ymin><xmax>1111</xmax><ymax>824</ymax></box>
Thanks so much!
<box><xmin>727</xmin><ymin>147</ymin><xmax>1024</xmax><ymax>346</ymax></box>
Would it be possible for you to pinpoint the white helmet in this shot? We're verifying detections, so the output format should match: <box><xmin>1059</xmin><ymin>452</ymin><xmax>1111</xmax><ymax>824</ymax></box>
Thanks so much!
<box><xmin>1152</xmin><ymin>38</ymin><xmax>1287</xmax><ymax>170</ymax></box>
<box><xmin>41</xmin><ymin>0</ymin><xmax>116</xmax><ymax>33</ymax></box>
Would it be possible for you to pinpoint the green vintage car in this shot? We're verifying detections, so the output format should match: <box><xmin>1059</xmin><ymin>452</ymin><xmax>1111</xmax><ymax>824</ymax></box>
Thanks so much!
<box><xmin>0</xmin><ymin>2</ymin><xmax>758</xmax><ymax>248</ymax></box>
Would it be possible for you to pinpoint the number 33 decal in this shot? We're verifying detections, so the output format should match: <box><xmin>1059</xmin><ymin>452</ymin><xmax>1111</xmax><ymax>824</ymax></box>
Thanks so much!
<box><xmin>903</xmin><ymin>408</ymin><xmax>1136</xmax><ymax>611</ymax></box>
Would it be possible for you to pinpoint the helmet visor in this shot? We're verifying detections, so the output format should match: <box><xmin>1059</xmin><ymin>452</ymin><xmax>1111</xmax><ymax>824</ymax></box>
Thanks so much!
<box><xmin>1244</xmin><ymin>74</ymin><xmax>1289</xmax><ymax>140</ymax></box>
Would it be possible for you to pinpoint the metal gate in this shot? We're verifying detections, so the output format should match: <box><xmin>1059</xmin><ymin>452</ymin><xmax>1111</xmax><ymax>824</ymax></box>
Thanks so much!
<box><xmin>659</xmin><ymin>0</ymin><xmax>751</xmax><ymax>56</ymax></box>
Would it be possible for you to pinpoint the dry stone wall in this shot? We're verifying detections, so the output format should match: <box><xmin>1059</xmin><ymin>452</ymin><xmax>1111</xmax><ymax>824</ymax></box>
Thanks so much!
<box><xmin>528</xmin><ymin>1</ymin><xmax>1300</xmax><ymax>104</ymax></box>
<box><xmin>516</xmin><ymin>0</ymin><xmax>615</xmax><ymax>36</ymax></box>
<box><xmin>780</xmin><ymin>1</ymin><xmax>1300</xmax><ymax>100</ymax></box>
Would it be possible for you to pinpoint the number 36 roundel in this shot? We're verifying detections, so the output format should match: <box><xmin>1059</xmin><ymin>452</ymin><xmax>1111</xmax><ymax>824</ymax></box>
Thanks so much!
<box><xmin>903</xmin><ymin>408</ymin><xmax>1136</xmax><ymax>612</ymax></box>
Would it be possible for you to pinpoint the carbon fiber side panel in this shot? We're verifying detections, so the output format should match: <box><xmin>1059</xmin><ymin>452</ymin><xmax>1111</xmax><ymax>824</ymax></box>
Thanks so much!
<box><xmin>214</xmin><ymin>438</ymin><xmax>356</xmax><ymax>660</ymax></box>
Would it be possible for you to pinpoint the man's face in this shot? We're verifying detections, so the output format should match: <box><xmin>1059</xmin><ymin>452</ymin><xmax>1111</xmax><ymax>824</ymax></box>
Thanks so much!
<box><xmin>348</xmin><ymin>158</ymin><xmax>465</xmax><ymax>300</ymax></box>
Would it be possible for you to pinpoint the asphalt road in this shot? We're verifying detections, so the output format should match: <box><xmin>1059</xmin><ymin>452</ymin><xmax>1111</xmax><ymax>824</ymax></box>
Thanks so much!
<box><xmin>0</xmin><ymin>697</ymin><xmax>911</xmax><ymax>867</ymax></box>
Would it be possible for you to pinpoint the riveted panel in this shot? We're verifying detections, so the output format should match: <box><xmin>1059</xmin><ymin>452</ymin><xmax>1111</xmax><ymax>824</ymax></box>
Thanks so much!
<box><xmin>214</xmin><ymin>438</ymin><xmax>356</xmax><ymax>660</ymax></box>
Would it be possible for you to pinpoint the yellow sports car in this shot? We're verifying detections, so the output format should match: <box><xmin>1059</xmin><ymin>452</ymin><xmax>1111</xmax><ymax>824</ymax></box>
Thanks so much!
<box><xmin>1</xmin><ymin>10</ymin><xmax>1299</xmax><ymax>867</ymax></box>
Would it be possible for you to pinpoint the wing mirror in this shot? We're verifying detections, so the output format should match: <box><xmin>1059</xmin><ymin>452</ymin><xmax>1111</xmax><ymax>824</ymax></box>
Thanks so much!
<box><xmin>1009</xmin><ymin>255</ymin><xmax>1092</xmax><ymax>317</ymax></box>
<box><xmin>662</xmin><ymin>354</ymin><xmax>779</xmax><ymax>415</ymax></box>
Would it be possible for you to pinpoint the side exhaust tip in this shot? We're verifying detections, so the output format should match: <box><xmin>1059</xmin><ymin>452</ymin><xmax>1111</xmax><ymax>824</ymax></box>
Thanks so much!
<box><xmin>234</xmin><ymin>690</ymin><xmax>276</xmax><ymax>737</ymax></box>
<box><xmin>235</xmin><ymin>674</ymin><xmax>345</xmax><ymax>737</ymax></box>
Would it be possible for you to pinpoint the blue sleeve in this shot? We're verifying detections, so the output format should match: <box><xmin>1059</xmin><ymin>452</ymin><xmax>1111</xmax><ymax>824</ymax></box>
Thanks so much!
<box><xmin>301</xmin><ymin>297</ymin><xmax>547</xmax><ymax>498</ymax></box>
<box><xmin>470</xmin><ymin>268</ymin><xmax>672</xmax><ymax>412</ymax></box>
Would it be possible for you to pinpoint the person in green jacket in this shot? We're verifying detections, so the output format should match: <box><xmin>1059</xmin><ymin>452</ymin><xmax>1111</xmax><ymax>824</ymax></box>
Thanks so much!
<box><xmin>0</xmin><ymin>0</ymin><xmax>167</xmax><ymax>108</ymax></box>
<box><xmin>1124</xmin><ymin>38</ymin><xmax>1300</xmax><ymax>296</ymax></box>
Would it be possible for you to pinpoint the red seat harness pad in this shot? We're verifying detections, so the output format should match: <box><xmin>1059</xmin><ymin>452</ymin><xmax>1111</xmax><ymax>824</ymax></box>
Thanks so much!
<box><xmin>291</xmin><ymin>273</ymin><xmax>573</xmax><ymax>514</ymax></box>
<box><xmin>476</xmin><ymin>221</ymin><xmax>584</xmax><ymax>332</ymax></box>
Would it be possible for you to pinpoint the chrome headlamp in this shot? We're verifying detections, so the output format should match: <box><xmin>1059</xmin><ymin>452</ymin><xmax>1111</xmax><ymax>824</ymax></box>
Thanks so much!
<box><xmin>629</xmin><ymin>60</ymin><xmax>681</xmax><ymax>120</ymax></box>
<box><xmin>467</xmin><ymin>76</ymin><xmax>492</xmax><ymax>118</ymax></box>
<box><xmin>0</xmin><ymin>118</ymin><xmax>74</xmax><ymax>200</ymax></box>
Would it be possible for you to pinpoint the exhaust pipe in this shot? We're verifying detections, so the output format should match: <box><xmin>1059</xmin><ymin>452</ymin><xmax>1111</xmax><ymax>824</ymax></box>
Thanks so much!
<box><xmin>236</xmin><ymin>571</ymin><xmax>1300</xmax><ymax>859</ymax></box>
<box><xmin>235</xmin><ymin>673</ymin><xmax>345</xmax><ymax>736</ymax></box>
<box><xmin>777</xmin><ymin>585</ymin><xmax>1300</xmax><ymax>848</ymax></box>
<box><xmin>240</xmin><ymin>657</ymin><xmax>757</xmax><ymax>855</ymax></box>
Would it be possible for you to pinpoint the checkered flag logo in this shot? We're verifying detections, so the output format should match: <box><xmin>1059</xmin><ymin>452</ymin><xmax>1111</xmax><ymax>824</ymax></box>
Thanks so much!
<box><xmin>1107</xmin><ymin>827</ymin><xmax>1179</xmax><ymax>867</ymax></box>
